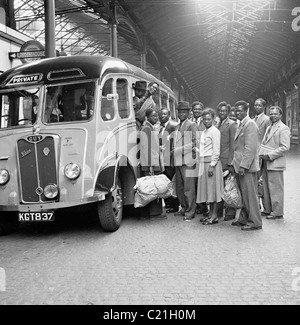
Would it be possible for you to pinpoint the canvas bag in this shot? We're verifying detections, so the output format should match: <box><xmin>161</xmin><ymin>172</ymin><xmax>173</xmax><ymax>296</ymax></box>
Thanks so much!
<box><xmin>134</xmin><ymin>174</ymin><xmax>173</xmax><ymax>208</ymax></box>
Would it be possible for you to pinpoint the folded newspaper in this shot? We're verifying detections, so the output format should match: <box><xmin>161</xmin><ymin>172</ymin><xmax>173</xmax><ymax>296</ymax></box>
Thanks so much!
<box><xmin>258</xmin><ymin>144</ymin><xmax>274</xmax><ymax>155</ymax></box>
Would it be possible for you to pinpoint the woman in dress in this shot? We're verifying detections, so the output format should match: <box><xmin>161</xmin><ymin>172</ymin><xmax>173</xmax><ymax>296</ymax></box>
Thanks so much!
<box><xmin>195</xmin><ymin>108</ymin><xmax>224</xmax><ymax>225</ymax></box>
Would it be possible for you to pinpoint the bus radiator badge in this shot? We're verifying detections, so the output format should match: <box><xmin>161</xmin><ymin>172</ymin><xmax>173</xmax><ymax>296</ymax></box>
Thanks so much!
<box><xmin>43</xmin><ymin>147</ymin><xmax>50</xmax><ymax>156</ymax></box>
<box><xmin>32</xmin><ymin>124</ymin><xmax>40</xmax><ymax>134</ymax></box>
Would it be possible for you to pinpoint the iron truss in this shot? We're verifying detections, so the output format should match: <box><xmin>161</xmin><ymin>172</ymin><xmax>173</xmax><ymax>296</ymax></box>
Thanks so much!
<box><xmin>14</xmin><ymin>0</ymin><xmax>300</xmax><ymax>107</ymax></box>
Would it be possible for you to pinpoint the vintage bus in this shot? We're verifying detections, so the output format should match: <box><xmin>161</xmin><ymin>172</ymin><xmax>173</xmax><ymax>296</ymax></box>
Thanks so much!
<box><xmin>0</xmin><ymin>55</ymin><xmax>178</xmax><ymax>235</ymax></box>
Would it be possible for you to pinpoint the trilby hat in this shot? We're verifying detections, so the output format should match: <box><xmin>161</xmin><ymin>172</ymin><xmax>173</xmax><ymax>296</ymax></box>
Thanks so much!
<box><xmin>177</xmin><ymin>101</ymin><xmax>191</xmax><ymax>110</ymax></box>
<box><xmin>133</xmin><ymin>81</ymin><xmax>147</xmax><ymax>91</ymax></box>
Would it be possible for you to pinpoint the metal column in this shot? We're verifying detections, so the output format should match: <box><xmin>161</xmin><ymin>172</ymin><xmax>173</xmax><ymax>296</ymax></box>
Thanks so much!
<box><xmin>44</xmin><ymin>0</ymin><xmax>56</xmax><ymax>58</ymax></box>
<box><xmin>110</xmin><ymin>24</ymin><xmax>118</xmax><ymax>57</ymax></box>
<box><xmin>110</xmin><ymin>0</ymin><xmax>118</xmax><ymax>57</ymax></box>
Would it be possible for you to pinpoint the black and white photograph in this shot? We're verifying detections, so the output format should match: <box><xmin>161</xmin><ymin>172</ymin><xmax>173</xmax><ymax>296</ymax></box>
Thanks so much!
<box><xmin>0</xmin><ymin>0</ymin><xmax>300</xmax><ymax>309</ymax></box>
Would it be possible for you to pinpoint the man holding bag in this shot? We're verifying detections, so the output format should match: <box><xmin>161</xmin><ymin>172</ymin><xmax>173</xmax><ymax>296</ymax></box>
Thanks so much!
<box><xmin>259</xmin><ymin>106</ymin><xmax>290</xmax><ymax>219</ymax></box>
<box><xmin>139</xmin><ymin>108</ymin><xmax>167</xmax><ymax>220</ymax></box>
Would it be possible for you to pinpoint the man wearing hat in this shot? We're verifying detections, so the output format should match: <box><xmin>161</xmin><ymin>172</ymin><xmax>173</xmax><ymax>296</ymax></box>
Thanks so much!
<box><xmin>133</xmin><ymin>81</ymin><xmax>158</xmax><ymax>129</ymax></box>
<box><xmin>173</xmin><ymin>101</ymin><xmax>198</xmax><ymax>221</ymax></box>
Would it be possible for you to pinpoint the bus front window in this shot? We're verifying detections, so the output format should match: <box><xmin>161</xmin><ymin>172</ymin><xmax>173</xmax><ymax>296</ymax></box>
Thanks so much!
<box><xmin>0</xmin><ymin>88</ymin><xmax>40</xmax><ymax>129</ymax></box>
<box><xmin>44</xmin><ymin>81</ymin><xmax>95</xmax><ymax>123</ymax></box>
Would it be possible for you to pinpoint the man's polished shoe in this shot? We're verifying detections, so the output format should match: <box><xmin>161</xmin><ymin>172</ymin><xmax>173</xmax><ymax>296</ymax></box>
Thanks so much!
<box><xmin>184</xmin><ymin>215</ymin><xmax>195</xmax><ymax>222</ymax></box>
<box><xmin>241</xmin><ymin>225</ymin><xmax>262</xmax><ymax>231</ymax></box>
<box><xmin>166</xmin><ymin>207</ymin><xmax>179</xmax><ymax>213</ymax></box>
<box><xmin>261</xmin><ymin>211</ymin><xmax>270</xmax><ymax>216</ymax></box>
<box><xmin>174</xmin><ymin>210</ymin><xmax>185</xmax><ymax>217</ymax></box>
<box><xmin>266</xmin><ymin>215</ymin><xmax>283</xmax><ymax>220</ymax></box>
<box><xmin>231</xmin><ymin>221</ymin><xmax>245</xmax><ymax>227</ymax></box>
<box><xmin>150</xmin><ymin>214</ymin><xmax>167</xmax><ymax>220</ymax></box>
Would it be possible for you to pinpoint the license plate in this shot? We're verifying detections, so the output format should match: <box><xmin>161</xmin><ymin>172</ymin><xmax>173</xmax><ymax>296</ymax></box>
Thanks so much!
<box><xmin>18</xmin><ymin>212</ymin><xmax>55</xmax><ymax>222</ymax></box>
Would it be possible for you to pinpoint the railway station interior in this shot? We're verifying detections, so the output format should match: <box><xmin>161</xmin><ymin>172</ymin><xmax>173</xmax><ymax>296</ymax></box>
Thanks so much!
<box><xmin>0</xmin><ymin>0</ymin><xmax>300</xmax><ymax>144</ymax></box>
<box><xmin>1</xmin><ymin>0</ymin><xmax>300</xmax><ymax>307</ymax></box>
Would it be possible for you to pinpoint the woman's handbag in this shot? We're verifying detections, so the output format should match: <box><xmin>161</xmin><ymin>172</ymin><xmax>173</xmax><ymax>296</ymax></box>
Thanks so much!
<box><xmin>222</xmin><ymin>172</ymin><xmax>243</xmax><ymax>209</ymax></box>
<box><xmin>133</xmin><ymin>174</ymin><xmax>173</xmax><ymax>208</ymax></box>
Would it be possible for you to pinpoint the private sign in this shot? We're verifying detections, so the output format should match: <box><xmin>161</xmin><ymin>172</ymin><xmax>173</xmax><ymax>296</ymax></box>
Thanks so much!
<box><xmin>8</xmin><ymin>74</ymin><xmax>42</xmax><ymax>85</ymax></box>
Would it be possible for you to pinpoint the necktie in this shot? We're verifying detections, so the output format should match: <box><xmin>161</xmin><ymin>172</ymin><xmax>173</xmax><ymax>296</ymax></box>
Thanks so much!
<box><xmin>159</xmin><ymin>123</ymin><xmax>165</xmax><ymax>134</ymax></box>
<box><xmin>263</xmin><ymin>125</ymin><xmax>272</xmax><ymax>144</ymax></box>
<box><xmin>235</xmin><ymin>123</ymin><xmax>242</xmax><ymax>138</ymax></box>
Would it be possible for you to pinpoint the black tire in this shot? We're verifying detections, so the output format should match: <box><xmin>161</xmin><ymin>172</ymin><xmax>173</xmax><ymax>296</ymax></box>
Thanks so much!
<box><xmin>0</xmin><ymin>213</ymin><xmax>19</xmax><ymax>236</ymax></box>
<box><xmin>97</xmin><ymin>179</ymin><xmax>123</xmax><ymax>232</ymax></box>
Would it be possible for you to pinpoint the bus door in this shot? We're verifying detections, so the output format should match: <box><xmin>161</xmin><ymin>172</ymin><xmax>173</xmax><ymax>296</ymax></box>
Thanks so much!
<box><xmin>99</xmin><ymin>76</ymin><xmax>138</xmax><ymax>170</ymax></box>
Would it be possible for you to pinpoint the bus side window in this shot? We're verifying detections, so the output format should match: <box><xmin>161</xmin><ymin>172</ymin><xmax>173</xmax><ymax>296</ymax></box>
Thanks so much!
<box><xmin>169</xmin><ymin>96</ymin><xmax>177</xmax><ymax>120</ymax></box>
<box><xmin>117</xmin><ymin>78</ymin><xmax>129</xmax><ymax>119</ymax></box>
<box><xmin>0</xmin><ymin>95</ymin><xmax>9</xmax><ymax>128</ymax></box>
<box><xmin>101</xmin><ymin>78</ymin><xmax>115</xmax><ymax>121</ymax></box>
<box><xmin>161</xmin><ymin>91</ymin><xmax>168</xmax><ymax>110</ymax></box>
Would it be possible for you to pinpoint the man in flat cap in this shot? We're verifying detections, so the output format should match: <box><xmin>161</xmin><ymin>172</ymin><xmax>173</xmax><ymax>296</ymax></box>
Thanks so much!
<box><xmin>173</xmin><ymin>101</ymin><xmax>198</xmax><ymax>221</ymax></box>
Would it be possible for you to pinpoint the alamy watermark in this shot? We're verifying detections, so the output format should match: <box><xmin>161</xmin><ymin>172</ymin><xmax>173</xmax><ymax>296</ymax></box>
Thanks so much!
<box><xmin>0</xmin><ymin>267</ymin><xmax>5</xmax><ymax>292</ymax></box>
<box><xmin>292</xmin><ymin>7</ymin><xmax>300</xmax><ymax>32</ymax></box>
<box><xmin>292</xmin><ymin>267</ymin><xmax>300</xmax><ymax>292</ymax></box>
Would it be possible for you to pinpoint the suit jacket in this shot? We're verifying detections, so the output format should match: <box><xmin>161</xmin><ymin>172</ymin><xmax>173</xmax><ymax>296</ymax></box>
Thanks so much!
<box><xmin>173</xmin><ymin>119</ymin><xmax>198</xmax><ymax>167</ymax></box>
<box><xmin>254</xmin><ymin>113</ymin><xmax>271</xmax><ymax>145</ymax></box>
<box><xmin>218</xmin><ymin>117</ymin><xmax>238</xmax><ymax>170</ymax></box>
<box><xmin>159</xmin><ymin>119</ymin><xmax>178</xmax><ymax>167</ymax></box>
<box><xmin>232</xmin><ymin>116</ymin><xmax>259</xmax><ymax>173</ymax></box>
<box><xmin>140</xmin><ymin>121</ymin><xmax>162</xmax><ymax>172</ymax></box>
<box><xmin>192</xmin><ymin>116</ymin><xmax>206</xmax><ymax>131</ymax></box>
<box><xmin>260</xmin><ymin>120</ymin><xmax>290</xmax><ymax>171</ymax></box>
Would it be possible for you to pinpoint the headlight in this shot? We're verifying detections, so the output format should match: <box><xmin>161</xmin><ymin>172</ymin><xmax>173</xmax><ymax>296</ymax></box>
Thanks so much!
<box><xmin>0</xmin><ymin>169</ymin><xmax>10</xmax><ymax>185</ymax></box>
<box><xmin>44</xmin><ymin>184</ymin><xmax>59</xmax><ymax>199</ymax></box>
<box><xmin>64</xmin><ymin>163</ymin><xmax>81</xmax><ymax>180</ymax></box>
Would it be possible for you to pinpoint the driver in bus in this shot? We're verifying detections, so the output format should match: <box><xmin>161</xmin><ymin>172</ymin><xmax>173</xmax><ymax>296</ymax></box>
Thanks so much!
<box><xmin>45</xmin><ymin>86</ymin><xmax>63</xmax><ymax>122</ymax></box>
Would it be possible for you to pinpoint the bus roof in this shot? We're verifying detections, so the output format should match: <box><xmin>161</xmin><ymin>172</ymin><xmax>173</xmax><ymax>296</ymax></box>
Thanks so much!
<box><xmin>0</xmin><ymin>55</ymin><xmax>175</xmax><ymax>96</ymax></box>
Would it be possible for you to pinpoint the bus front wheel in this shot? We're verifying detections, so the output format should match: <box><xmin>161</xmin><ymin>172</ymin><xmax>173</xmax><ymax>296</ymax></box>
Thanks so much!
<box><xmin>0</xmin><ymin>213</ymin><xmax>19</xmax><ymax>236</ymax></box>
<box><xmin>97</xmin><ymin>179</ymin><xmax>123</xmax><ymax>232</ymax></box>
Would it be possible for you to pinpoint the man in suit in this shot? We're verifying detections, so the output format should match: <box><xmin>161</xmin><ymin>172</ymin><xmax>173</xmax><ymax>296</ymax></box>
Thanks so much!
<box><xmin>159</xmin><ymin>107</ymin><xmax>179</xmax><ymax>213</ymax></box>
<box><xmin>173</xmin><ymin>101</ymin><xmax>198</xmax><ymax>221</ymax></box>
<box><xmin>259</xmin><ymin>106</ymin><xmax>290</xmax><ymax>219</ymax></box>
<box><xmin>191</xmin><ymin>101</ymin><xmax>206</xmax><ymax>131</ymax></box>
<box><xmin>231</xmin><ymin>100</ymin><xmax>262</xmax><ymax>231</ymax></box>
<box><xmin>253</xmin><ymin>98</ymin><xmax>271</xmax><ymax>145</ymax></box>
<box><xmin>191</xmin><ymin>101</ymin><xmax>208</xmax><ymax>216</ymax></box>
<box><xmin>253</xmin><ymin>98</ymin><xmax>271</xmax><ymax>208</ymax></box>
<box><xmin>216</xmin><ymin>101</ymin><xmax>238</xmax><ymax>221</ymax></box>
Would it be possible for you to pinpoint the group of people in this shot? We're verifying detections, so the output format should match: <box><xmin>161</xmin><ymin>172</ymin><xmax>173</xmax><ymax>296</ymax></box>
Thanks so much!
<box><xmin>133</xmin><ymin>81</ymin><xmax>291</xmax><ymax>231</ymax></box>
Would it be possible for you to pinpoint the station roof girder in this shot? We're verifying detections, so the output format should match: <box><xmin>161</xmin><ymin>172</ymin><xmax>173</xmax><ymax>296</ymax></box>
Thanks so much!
<box><xmin>13</xmin><ymin>0</ymin><xmax>300</xmax><ymax>107</ymax></box>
